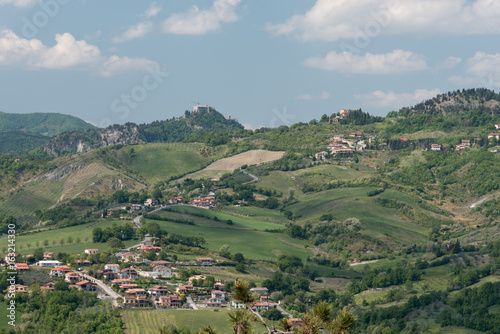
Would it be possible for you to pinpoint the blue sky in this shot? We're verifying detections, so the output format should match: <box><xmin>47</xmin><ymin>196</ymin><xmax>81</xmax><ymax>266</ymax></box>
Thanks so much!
<box><xmin>0</xmin><ymin>0</ymin><xmax>499</xmax><ymax>129</ymax></box>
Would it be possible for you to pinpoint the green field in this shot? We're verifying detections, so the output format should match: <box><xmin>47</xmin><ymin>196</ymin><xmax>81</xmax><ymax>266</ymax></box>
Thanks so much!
<box><xmin>1</xmin><ymin>219</ymin><xmax>139</xmax><ymax>255</ymax></box>
<box><xmin>287</xmin><ymin>187</ymin><xmax>429</xmax><ymax>244</ymax></box>
<box><xmin>115</xmin><ymin>143</ymin><xmax>227</xmax><ymax>184</ymax></box>
<box><xmin>121</xmin><ymin>309</ymin><xmax>269</xmax><ymax>334</ymax></box>
<box><xmin>145</xmin><ymin>207</ymin><xmax>311</xmax><ymax>260</ymax></box>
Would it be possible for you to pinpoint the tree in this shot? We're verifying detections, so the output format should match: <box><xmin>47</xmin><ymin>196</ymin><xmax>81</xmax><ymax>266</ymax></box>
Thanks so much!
<box><xmin>107</xmin><ymin>237</ymin><xmax>124</xmax><ymax>250</ymax></box>
<box><xmin>227</xmin><ymin>310</ymin><xmax>256</xmax><ymax>334</ymax></box>
<box><xmin>327</xmin><ymin>307</ymin><xmax>357</xmax><ymax>334</ymax></box>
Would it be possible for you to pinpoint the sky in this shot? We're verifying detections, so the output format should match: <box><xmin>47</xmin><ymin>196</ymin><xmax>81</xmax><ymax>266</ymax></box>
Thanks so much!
<box><xmin>0</xmin><ymin>0</ymin><xmax>499</xmax><ymax>129</ymax></box>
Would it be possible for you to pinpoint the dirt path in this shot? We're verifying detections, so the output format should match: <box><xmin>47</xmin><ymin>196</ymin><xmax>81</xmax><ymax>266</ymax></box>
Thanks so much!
<box><xmin>469</xmin><ymin>195</ymin><xmax>492</xmax><ymax>209</ymax></box>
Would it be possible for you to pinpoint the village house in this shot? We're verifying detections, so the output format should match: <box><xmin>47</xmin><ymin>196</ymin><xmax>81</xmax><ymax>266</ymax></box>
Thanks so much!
<box><xmin>350</xmin><ymin>131</ymin><xmax>363</xmax><ymax>138</ymax></box>
<box><xmin>157</xmin><ymin>295</ymin><xmax>182</xmax><ymax>309</ymax></box>
<box><xmin>196</xmin><ymin>257</ymin><xmax>213</xmax><ymax>264</ymax></box>
<box><xmin>65</xmin><ymin>272</ymin><xmax>84</xmax><ymax>283</ymax></box>
<box><xmin>211</xmin><ymin>290</ymin><xmax>226</xmax><ymax>300</ymax></box>
<box><xmin>84</xmin><ymin>249</ymin><xmax>99</xmax><ymax>255</ymax></box>
<box><xmin>251</xmin><ymin>296</ymin><xmax>278</xmax><ymax>311</ymax></box>
<box><xmin>148</xmin><ymin>286</ymin><xmax>170</xmax><ymax>297</ymax></box>
<box><xmin>40</xmin><ymin>282</ymin><xmax>55</xmax><ymax>293</ymax></box>
<box><xmin>204</xmin><ymin>298</ymin><xmax>222</xmax><ymax>308</ymax></box>
<box><xmin>213</xmin><ymin>282</ymin><xmax>225</xmax><ymax>291</ymax></box>
<box><xmin>142</xmin><ymin>245</ymin><xmax>162</xmax><ymax>253</ymax></box>
<box><xmin>76</xmin><ymin>280</ymin><xmax>98</xmax><ymax>292</ymax></box>
<box><xmin>144</xmin><ymin>198</ymin><xmax>158</xmax><ymax>207</ymax></box>
<box><xmin>330</xmin><ymin>116</ymin><xmax>340</xmax><ymax>123</ymax></box>
<box><xmin>15</xmin><ymin>263</ymin><xmax>29</xmax><ymax>273</ymax></box>
<box><xmin>111</xmin><ymin>278</ymin><xmax>130</xmax><ymax>285</ymax></box>
<box><xmin>125</xmin><ymin>288</ymin><xmax>146</xmax><ymax>297</ymax></box>
<box><xmin>43</xmin><ymin>252</ymin><xmax>54</xmax><ymax>260</ymax></box>
<box><xmin>488</xmin><ymin>133</ymin><xmax>500</xmax><ymax>140</ymax></box>
<box><xmin>75</xmin><ymin>259</ymin><xmax>92</xmax><ymax>267</ymax></box>
<box><xmin>331</xmin><ymin>148</ymin><xmax>354</xmax><ymax>157</ymax></box>
<box><xmin>495</xmin><ymin>124</ymin><xmax>500</xmax><ymax>130</ymax></box>
<box><xmin>191</xmin><ymin>197</ymin><xmax>216</xmax><ymax>208</ymax></box>
<box><xmin>431</xmin><ymin>144</ymin><xmax>442</xmax><ymax>151</ymax></box>
<box><xmin>176</xmin><ymin>284</ymin><xmax>195</xmax><ymax>294</ymax></box>
<box><xmin>315</xmin><ymin>151</ymin><xmax>328</xmax><ymax>160</ymax></box>
<box><xmin>124</xmin><ymin>295</ymin><xmax>151</xmax><ymax>308</ymax></box>
<box><xmin>461</xmin><ymin>139</ymin><xmax>471</xmax><ymax>147</ymax></box>
<box><xmin>154</xmin><ymin>265</ymin><xmax>173</xmax><ymax>277</ymax></box>
<box><xmin>100</xmin><ymin>269</ymin><xmax>118</xmax><ymax>280</ymax></box>
<box><xmin>456</xmin><ymin>144</ymin><xmax>467</xmax><ymax>151</ymax></box>
<box><xmin>104</xmin><ymin>264</ymin><xmax>120</xmax><ymax>273</ymax></box>
<box><xmin>119</xmin><ymin>267</ymin><xmax>139</xmax><ymax>279</ymax></box>
<box><xmin>38</xmin><ymin>260</ymin><xmax>62</xmax><ymax>267</ymax></box>
<box><xmin>188</xmin><ymin>275</ymin><xmax>206</xmax><ymax>284</ymax></box>
<box><xmin>231</xmin><ymin>300</ymin><xmax>246</xmax><ymax>309</ymax></box>
<box><xmin>119</xmin><ymin>283</ymin><xmax>139</xmax><ymax>290</ymax></box>
<box><xmin>50</xmin><ymin>266</ymin><xmax>72</xmax><ymax>276</ymax></box>
<box><xmin>130</xmin><ymin>204</ymin><xmax>145</xmax><ymax>212</ymax></box>
<box><xmin>14</xmin><ymin>284</ymin><xmax>28</xmax><ymax>293</ymax></box>
<box><xmin>119</xmin><ymin>252</ymin><xmax>140</xmax><ymax>263</ymax></box>
<box><xmin>169</xmin><ymin>196</ymin><xmax>184</xmax><ymax>204</ymax></box>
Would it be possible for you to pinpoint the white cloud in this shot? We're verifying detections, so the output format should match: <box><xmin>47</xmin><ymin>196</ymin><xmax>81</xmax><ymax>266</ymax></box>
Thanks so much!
<box><xmin>268</xmin><ymin>0</ymin><xmax>500</xmax><ymax>41</ymax></box>
<box><xmin>143</xmin><ymin>2</ymin><xmax>162</xmax><ymax>19</ymax></box>
<box><xmin>113</xmin><ymin>22</ymin><xmax>154</xmax><ymax>43</ymax></box>
<box><xmin>355</xmin><ymin>88</ymin><xmax>442</xmax><ymax>109</ymax></box>
<box><xmin>162</xmin><ymin>0</ymin><xmax>241</xmax><ymax>35</ymax></box>
<box><xmin>0</xmin><ymin>29</ymin><xmax>158</xmax><ymax>76</ymax></box>
<box><xmin>449</xmin><ymin>52</ymin><xmax>500</xmax><ymax>89</ymax></box>
<box><xmin>0</xmin><ymin>0</ymin><xmax>39</xmax><ymax>7</ymax></box>
<box><xmin>100</xmin><ymin>55</ymin><xmax>157</xmax><ymax>77</ymax></box>
<box><xmin>296</xmin><ymin>92</ymin><xmax>331</xmax><ymax>100</ymax></box>
<box><xmin>303</xmin><ymin>50</ymin><xmax>427</xmax><ymax>74</ymax></box>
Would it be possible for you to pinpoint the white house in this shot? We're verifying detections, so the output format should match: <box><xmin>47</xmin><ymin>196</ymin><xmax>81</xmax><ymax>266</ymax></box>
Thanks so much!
<box><xmin>154</xmin><ymin>265</ymin><xmax>173</xmax><ymax>277</ymax></box>
<box><xmin>105</xmin><ymin>264</ymin><xmax>120</xmax><ymax>273</ymax></box>
<box><xmin>38</xmin><ymin>260</ymin><xmax>62</xmax><ymax>267</ymax></box>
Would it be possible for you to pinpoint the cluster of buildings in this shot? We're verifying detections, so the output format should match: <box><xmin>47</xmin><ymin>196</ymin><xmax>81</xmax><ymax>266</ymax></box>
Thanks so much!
<box><xmin>315</xmin><ymin>132</ymin><xmax>364</xmax><ymax>160</ymax></box>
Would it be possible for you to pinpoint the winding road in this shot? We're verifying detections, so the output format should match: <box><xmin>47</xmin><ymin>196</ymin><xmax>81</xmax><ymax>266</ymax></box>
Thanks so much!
<box><xmin>241</xmin><ymin>169</ymin><xmax>258</xmax><ymax>185</ymax></box>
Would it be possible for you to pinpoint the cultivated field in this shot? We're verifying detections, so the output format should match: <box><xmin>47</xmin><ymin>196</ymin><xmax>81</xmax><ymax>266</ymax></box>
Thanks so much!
<box><xmin>203</xmin><ymin>150</ymin><xmax>285</xmax><ymax>171</ymax></box>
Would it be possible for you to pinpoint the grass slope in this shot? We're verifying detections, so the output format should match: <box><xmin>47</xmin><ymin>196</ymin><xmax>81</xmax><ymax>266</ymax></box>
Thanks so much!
<box><xmin>1</xmin><ymin>219</ymin><xmax>138</xmax><ymax>255</ymax></box>
<box><xmin>121</xmin><ymin>309</ymin><xmax>269</xmax><ymax>334</ymax></box>
<box><xmin>145</xmin><ymin>207</ymin><xmax>311</xmax><ymax>260</ymax></box>
<box><xmin>288</xmin><ymin>188</ymin><xmax>429</xmax><ymax>244</ymax></box>
<box><xmin>115</xmin><ymin>143</ymin><xmax>227</xmax><ymax>184</ymax></box>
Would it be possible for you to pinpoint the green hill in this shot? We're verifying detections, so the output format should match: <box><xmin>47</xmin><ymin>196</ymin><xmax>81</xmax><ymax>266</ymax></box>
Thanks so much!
<box><xmin>0</xmin><ymin>131</ymin><xmax>50</xmax><ymax>153</ymax></box>
<box><xmin>0</xmin><ymin>111</ymin><xmax>95</xmax><ymax>137</ymax></box>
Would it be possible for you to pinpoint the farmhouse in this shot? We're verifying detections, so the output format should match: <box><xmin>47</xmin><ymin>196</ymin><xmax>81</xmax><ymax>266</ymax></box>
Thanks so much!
<box><xmin>350</xmin><ymin>131</ymin><xmax>363</xmax><ymax>138</ymax></box>
<box><xmin>461</xmin><ymin>139</ymin><xmax>471</xmax><ymax>147</ymax></box>
<box><xmin>85</xmin><ymin>249</ymin><xmax>99</xmax><ymax>255</ymax></box>
<box><xmin>124</xmin><ymin>295</ymin><xmax>151</xmax><ymax>308</ymax></box>
<box><xmin>40</xmin><ymin>282</ymin><xmax>55</xmax><ymax>292</ymax></box>
<box><xmin>43</xmin><ymin>252</ymin><xmax>54</xmax><ymax>260</ymax></box>
<box><xmin>141</xmin><ymin>245</ymin><xmax>162</xmax><ymax>253</ymax></box>
<box><xmin>119</xmin><ymin>252</ymin><xmax>140</xmax><ymax>263</ymax></box>
<box><xmin>495</xmin><ymin>124</ymin><xmax>500</xmax><ymax>130</ymax></box>
<box><xmin>14</xmin><ymin>284</ymin><xmax>28</xmax><ymax>293</ymax></box>
<box><xmin>204</xmin><ymin>298</ymin><xmax>222</xmax><ymax>308</ymax></box>
<box><xmin>191</xmin><ymin>197</ymin><xmax>216</xmax><ymax>208</ymax></box>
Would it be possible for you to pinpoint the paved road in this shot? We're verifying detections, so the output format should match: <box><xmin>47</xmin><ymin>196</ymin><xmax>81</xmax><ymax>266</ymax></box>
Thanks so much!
<box><xmin>277</xmin><ymin>305</ymin><xmax>292</xmax><ymax>318</ymax></box>
<box><xmin>83</xmin><ymin>274</ymin><xmax>122</xmax><ymax>300</ymax></box>
<box><xmin>186</xmin><ymin>296</ymin><xmax>198</xmax><ymax>310</ymax></box>
<box><xmin>241</xmin><ymin>169</ymin><xmax>258</xmax><ymax>184</ymax></box>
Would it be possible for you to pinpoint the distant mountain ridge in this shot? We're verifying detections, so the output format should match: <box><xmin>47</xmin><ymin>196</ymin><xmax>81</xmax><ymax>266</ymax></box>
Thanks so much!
<box><xmin>0</xmin><ymin>111</ymin><xmax>96</xmax><ymax>137</ymax></box>
<box><xmin>43</xmin><ymin>108</ymin><xmax>244</xmax><ymax>157</ymax></box>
